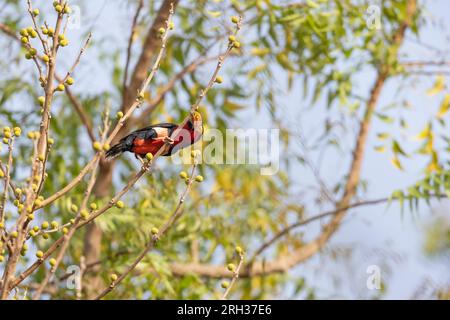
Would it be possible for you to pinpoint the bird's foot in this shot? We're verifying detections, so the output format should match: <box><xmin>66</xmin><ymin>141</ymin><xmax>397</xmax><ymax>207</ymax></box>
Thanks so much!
<box><xmin>164</xmin><ymin>137</ymin><xmax>174</xmax><ymax>145</ymax></box>
<box><xmin>136</xmin><ymin>154</ymin><xmax>146</xmax><ymax>166</ymax></box>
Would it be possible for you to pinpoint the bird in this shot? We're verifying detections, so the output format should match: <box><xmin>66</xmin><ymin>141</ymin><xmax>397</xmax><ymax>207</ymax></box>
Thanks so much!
<box><xmin>105</xmin><ymin>111</ymin><xmax>203</xmax><ymax>162</ymax></box>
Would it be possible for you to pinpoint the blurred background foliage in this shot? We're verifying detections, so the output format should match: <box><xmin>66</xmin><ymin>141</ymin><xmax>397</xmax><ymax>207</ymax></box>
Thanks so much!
<box><xmin>0</xmin><ymin>0</ymin><xmax>449</xmax><ymax>299</ymax></box>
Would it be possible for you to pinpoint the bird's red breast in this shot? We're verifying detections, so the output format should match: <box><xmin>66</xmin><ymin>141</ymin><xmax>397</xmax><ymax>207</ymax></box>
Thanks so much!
<box><xmin>131</xmin><ymin>138</ymin><xmax>166</xmax><ymax>155</ymax></box>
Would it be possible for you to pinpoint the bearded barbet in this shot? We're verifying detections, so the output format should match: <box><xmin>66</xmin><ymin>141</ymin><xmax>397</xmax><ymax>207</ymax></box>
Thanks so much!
<box><xmin>105</xmin><ymin>111</ymin><xmax>203</xmax><ymax>160</ymax></box>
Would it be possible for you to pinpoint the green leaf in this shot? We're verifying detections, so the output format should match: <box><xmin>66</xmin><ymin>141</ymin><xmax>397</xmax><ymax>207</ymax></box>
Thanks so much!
<box><xmin>407</xmin><ymin>186</ymin><xmax>421</xmax><ymax>199</ymax></box>
<box><xmin>376</xmin><ymin>113</ymin><xmax>395</xmax><ymax>124</ymax></box>
<box><xmin>392</xmin><ymin>140</ymin><xmax>407</xmax><ymax>157</ymax></box>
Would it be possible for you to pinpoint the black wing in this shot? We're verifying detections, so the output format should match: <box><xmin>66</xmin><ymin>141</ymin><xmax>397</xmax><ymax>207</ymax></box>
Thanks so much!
<box><xmin>121</xmin><ymin>122</ymin><xmax>178</xmax><ymax>146</ymax></box>
<box><xmin>131</xmin><ymin>123</ymin><xmax>178</xmax><ymax>138</ymax></box>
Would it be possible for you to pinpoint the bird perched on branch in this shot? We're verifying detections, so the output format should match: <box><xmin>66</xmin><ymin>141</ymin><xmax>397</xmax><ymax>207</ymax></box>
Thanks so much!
<box><xmin>105</xmin><ymin>111</ymin><xmax>203</xmax><ymax>161</ymax></box>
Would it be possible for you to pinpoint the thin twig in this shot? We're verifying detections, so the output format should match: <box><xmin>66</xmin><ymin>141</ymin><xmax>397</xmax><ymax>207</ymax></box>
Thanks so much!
<box><xmin>221</xmin><ymin>253</ymin><xmax>244</xmax><ymax>300</ymax></box>
<box><xmin>0</xmin><ymin>161</ymin><xmax>17</xmax><ymax>198</ymax></box>
<box><xmin>401</xmin><ymin>60</ymin><xmax>450</xmax><ymax>67</ymax></box>
<box><xmin>26</xmin><ymin>0</ymin><xmax>49</xmax><ymax>54</ymax></box>
<box><xmin>34</xmin><ymin>156</ymin><xmax>100</xmax><ymax>210</ymax></box>
<box><xmin>0</xmin><ymin>138</ymin><xmax>14</xmax><ymax>226</ymax></box>
<box><xmin>56</xmin><ymin>33</ymin><xmax>92</xmax><ymax>88</ymax></box>
<box><xmin>0</xmin><ymin>23</ymin><xmax>16</xmax><ymax>38</ymax></box>
<box><xmin>407</xmin><ymin>70</ymin><xmax>450</xmax><ymax>76</ymax></box>
<box><xmin>0</xmin><ymin>137</ymin><xmax>16</xmax><ymax>297</ymax></box>
<box><xmin>30</xmin><ymin>54</ymin><xmax>45</xmax><ymax>82</ymax></box>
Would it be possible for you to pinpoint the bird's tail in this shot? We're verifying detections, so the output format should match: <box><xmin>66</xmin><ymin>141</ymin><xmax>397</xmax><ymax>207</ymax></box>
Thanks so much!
<box><xmin>105</xmin><ymin>141</ymin><xmax>128</xmax><ymax>159</ymax></box>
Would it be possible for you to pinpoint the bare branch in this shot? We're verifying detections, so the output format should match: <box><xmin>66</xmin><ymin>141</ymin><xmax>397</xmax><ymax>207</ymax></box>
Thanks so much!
<box><xmin>401</xmin><ymin>60</ymin><xmax>450</xmax><ymax>67</ymax></box>
<box><xmin>407</xmin><ymin>71</ymin><xmax>450</xmax><ymax>76</ymax></box>
<box><xmin>0</xmin><ymin>138</ymin><xmax>15</xmax><ymax>227</ymax></box>
<box><xmin>56</xmin><ymin>33</ymin><xmax>92</xmax><ymax>88</ymax></box>
<box><xmin>26</xmin><ymin>0</ymin><xmax>49</xmax><ymax>54</ymax></box>
<box><xmin>0</xmin><ymin>23</ymin><xmax>16</xmax><ymax>38</ymax></box>
<box><xmin>34</xmin><ymin>156</ymin><xmax>100</xmax><ymax>210</ymax></box>
<box><xmin>0</xmin><ymin>161</ymin><xmax>17</xmax><ymax>198</ymax></box>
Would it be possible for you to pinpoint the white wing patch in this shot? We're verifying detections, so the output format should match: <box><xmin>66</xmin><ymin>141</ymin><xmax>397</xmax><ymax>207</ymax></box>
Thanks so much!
<box><xmin>153</xmin><ymin>127</ymin><xmax>169</xmax><ymax>139</ymax></box>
